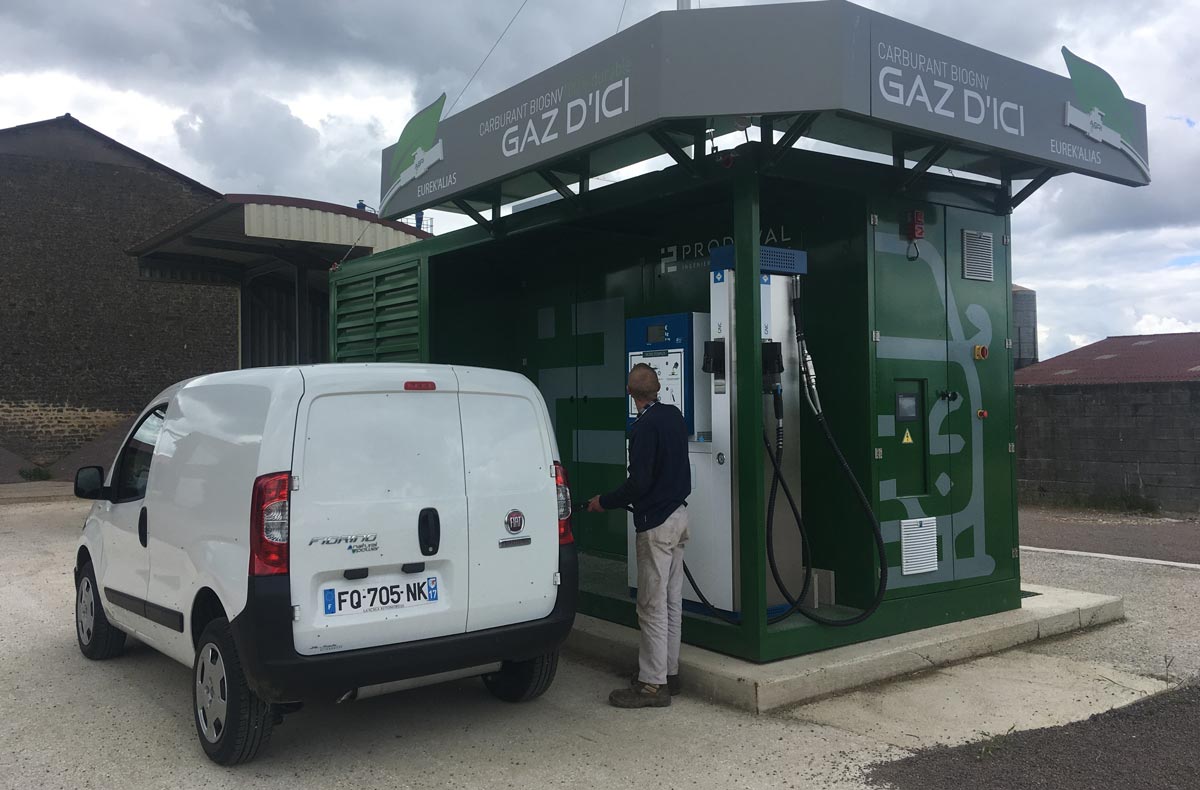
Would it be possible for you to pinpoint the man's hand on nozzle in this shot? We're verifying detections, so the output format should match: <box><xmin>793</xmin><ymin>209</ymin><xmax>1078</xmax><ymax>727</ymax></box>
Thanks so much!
<box><xmin>586</xmin><ymin>495</ymin><xmax>605</xmax><ymax>513</ymax></box>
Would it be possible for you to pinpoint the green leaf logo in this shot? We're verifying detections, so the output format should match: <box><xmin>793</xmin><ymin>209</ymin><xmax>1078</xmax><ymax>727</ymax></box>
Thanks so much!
<box><xmin>389</xmin><ymin>93</ymin><xmax>447</xmax><ymax>182</ymax></box>
<box><xmin>1061</xmin><ymin>47</ymin><xmax>1134</xmax><ymax>144</ymax></box>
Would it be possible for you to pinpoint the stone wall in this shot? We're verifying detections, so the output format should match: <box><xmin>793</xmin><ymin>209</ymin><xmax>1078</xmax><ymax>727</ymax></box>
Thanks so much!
<box><xmin>1016</xmin><ymin>382</ymin><xmax>1200</xmax><ymax>513</ymax></box>
<box><xmin>0</xmin><ymin>401</ymin><xmax>128</xmax><ymax>466</ymax></box>
<box><xmin>0</xmin><ymin>123</ymin><xmax>239</xmax><ymax>466</ymax></box>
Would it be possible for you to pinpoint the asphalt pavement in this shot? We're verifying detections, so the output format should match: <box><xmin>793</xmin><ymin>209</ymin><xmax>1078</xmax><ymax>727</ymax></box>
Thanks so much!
<box><xmin>1020</xmin><ymin>504</ymin><xmax>1200</xmax><ymax>564</ymax></box>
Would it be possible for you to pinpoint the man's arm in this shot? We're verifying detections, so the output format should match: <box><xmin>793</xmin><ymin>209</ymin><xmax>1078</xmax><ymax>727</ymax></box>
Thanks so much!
<box><xmin>597</xmin><ymin>428</ymin><xmax>658</xmax><ymax>511</ymax></box>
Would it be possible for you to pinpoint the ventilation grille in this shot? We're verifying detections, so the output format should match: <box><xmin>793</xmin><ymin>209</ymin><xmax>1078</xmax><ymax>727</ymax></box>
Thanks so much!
<box><xmin>962</xmin><ymin>230</ymin><xmax>994</xmax><ymax>281</ymax></box>
<box><xmin>900</xmin><ymin>517</ymin><xmax>938</xmax><ymax>575</ymax></box>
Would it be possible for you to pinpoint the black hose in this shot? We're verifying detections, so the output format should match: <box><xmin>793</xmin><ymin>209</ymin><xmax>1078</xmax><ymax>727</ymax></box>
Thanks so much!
<box><xmin>591</xmin><ymin>502</ymin><xmax>740</xmax><ymax>625</ymax></box>
<box><xmin>756</xmin><ymin>289</ymin><xmax>889</xmax><ymax>627</ymax></box>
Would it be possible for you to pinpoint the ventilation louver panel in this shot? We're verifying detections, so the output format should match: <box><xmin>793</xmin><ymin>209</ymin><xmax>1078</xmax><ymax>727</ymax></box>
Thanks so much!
<box><xmin>900</xmin><ymin>517</ymin><xmax>938</xmax><ymax>575</ymax></box>
<box><xmin>333</xmin><ymin>259</ymin><xmax>421</xmax><ymax>363</ymax></box>
<box><xmin>962</xmin><ymin>230</ymin><xmax>994</xmax><ymax>281</ymax></box>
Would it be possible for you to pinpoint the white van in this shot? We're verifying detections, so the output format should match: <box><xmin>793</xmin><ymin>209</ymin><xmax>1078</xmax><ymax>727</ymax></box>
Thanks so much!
<box><xmin>72</xmin><ymin>364</ymin><xmax>577</xmax><ymax>765</ymax></box>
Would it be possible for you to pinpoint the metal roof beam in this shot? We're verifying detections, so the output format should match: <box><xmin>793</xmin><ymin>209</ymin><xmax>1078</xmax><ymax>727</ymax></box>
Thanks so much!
<box><xmin>1004</xmin><ymin>168</ymin><xmax>1059</xmax><ymax>213</ymax></box>
<box><xmin>649</xmin><ymin>129</ymin><xmax>700</xmax><ymax>177</ymax></box>
<box><xmin>766</xmin><ymin>112</ymin><xmax>819</xmax><ymax>169</ymax></box>
<box><xmin>453</xmin><ymin>198</ymin><xmax>494</xmax><ymax>234</ymax></box>
<box><xmin>537</xmin><ymin>169</ymin><xmax>579</xmax><ymax>205</ymax></box>
<box><xmin>897</xmin><ymin>142</ymin><xmax>951</xmax><ymax>192</ymax></box>
<box><xmin>185</xmin><ymin>235</ymin><xmax>283</xmax><ymax>256</ymax></box>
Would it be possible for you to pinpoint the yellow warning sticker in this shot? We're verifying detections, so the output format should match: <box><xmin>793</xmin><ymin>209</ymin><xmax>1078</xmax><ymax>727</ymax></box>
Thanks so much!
<box><xmin>901</xmin><ymin>429</ymin><xmax>914</xmax><ymax>445</ymax></box>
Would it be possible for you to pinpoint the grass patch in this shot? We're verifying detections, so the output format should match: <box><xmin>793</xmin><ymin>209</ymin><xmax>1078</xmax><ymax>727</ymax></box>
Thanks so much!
<box><xmin>17</xmin><ymin>466</ymin><xmax>52</xmax><ymax>481</ymax></box>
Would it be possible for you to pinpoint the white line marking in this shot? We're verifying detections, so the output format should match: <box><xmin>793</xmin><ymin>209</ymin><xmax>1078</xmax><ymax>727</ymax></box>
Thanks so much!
<box><xmin>1021</xmin><ymin>545</ymin><xmax>1200</xmax><ymax>571</ymax></box>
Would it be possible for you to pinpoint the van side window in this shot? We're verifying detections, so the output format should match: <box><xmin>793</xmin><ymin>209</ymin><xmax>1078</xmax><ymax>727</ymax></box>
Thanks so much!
<box><xmin>114</xmin><ymin>405</ymin><xmax>167</xmax><ymax>502</ymax></box>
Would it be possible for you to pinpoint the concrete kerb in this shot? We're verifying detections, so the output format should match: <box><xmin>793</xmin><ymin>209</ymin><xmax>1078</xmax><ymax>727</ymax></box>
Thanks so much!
<box><xmin>563</xmin><ymin>585</ymin><xmax>1125</xmax><ymax>714</ymax></box>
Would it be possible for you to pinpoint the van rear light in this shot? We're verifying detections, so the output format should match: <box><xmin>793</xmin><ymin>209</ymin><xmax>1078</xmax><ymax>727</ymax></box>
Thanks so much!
<box><xmin>404</xmin><ymin>381</ymin><xmax>437</xmax><ymax>391</ymax></box>
<box><xmin>251</xmin><ymin>472</ymin><xmax>290</xmax><ymax>576</ymax></box>
<box><xmin>554</xmin><ymin>462</ymin><xmax>573</xmax><ymax>545</ymax></box>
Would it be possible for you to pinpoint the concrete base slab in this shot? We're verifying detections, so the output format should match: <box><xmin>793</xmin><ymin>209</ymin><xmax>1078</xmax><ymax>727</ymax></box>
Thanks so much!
<box><xmin>790</xmin><ymin>649</ymin><xmax>1160</xmax><ymax>747</ymax></box>
<box><xmin>565</xmin><ymin>584</ymin><xmax>1124</xmax><ymax>714</ymax></box>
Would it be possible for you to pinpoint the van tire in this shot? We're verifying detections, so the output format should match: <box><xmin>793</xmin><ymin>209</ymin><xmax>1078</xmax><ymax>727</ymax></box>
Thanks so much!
<box><xmin>75</xmin><ymin>561</ymin><xmax>126</xmax><ymax>660</ymax></box>
<box><xmin>482</xmin><ymin>650</ymin><xmax>559</xmax><ymax>702</ymax></box>
<box><xmin>193</xmin><ymin>618</ymin><xmax>274</xmax><ymax>765</ymax></box>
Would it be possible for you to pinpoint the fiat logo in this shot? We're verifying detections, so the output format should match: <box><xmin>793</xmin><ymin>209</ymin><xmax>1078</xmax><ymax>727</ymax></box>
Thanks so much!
<box><xmin>504</xmin><ymin>510</ymin><xmax>525</xmax><ymax>534</ymax></box>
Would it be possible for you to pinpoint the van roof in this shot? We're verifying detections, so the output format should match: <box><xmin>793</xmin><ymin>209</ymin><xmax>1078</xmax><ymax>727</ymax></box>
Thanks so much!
<box><xmin>152</xmin><ymin>363</ymin><xmax>538</xmax><ymax>403</ymax></box>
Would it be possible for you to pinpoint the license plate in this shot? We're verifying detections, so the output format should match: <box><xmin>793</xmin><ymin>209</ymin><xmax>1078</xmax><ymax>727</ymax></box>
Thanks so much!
<box><xmin>322</xmin><ymin>576</ymin><xmax>439</xmax><ymax>616</ymax></box>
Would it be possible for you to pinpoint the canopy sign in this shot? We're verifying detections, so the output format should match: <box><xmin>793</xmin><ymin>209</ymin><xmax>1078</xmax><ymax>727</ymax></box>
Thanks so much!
<box><xmin>379</xmin><ymin>0</ymin><xmax>1148</xmax><ymax>220</ymax></box>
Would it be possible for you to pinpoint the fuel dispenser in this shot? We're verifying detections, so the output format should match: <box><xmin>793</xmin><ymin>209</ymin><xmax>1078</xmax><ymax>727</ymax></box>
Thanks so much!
<box><xmin>623</xmin><ymin>247</ymin><xmax>886</xmax><ymax>625</ymax></box>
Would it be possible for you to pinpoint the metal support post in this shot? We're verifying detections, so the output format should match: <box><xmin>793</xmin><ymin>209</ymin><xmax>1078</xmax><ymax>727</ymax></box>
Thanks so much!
<box><xmin>293</xmin><ymin>262</ymin><xmax>311</xmax><ymax>364</ymax></box>
<box><xmin>732</xmin><ymin>160</ymin><xmax>766</xmax><ymax>647</ymax></box>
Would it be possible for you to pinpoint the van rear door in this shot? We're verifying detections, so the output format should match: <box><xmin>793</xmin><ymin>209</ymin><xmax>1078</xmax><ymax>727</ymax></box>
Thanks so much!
<box><xmin>289</xmin><ymin>367</ymin><xmax>468</xmax><ymax>655</ymax></box>
<box><xmin>455</xmin><ymin>368</ymin><xmax>560</xmax><ymax>632</ymax></box>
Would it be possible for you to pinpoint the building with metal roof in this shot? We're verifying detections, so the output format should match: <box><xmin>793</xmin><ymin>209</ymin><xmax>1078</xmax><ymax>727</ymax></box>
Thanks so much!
<box><xmin>0</xmin><ymin>114</ymin><xmax>427</xmax><ymax>476</ymax></box>
<box><xmin>1016</xmin><ymin>334</ymin><xmax>1200</xmax><ymax>512</ymax></box>
<box><xmin>1016</xmin><ymin>333</ymin><xmax>1200</xmax><ymax>386</ymax></box>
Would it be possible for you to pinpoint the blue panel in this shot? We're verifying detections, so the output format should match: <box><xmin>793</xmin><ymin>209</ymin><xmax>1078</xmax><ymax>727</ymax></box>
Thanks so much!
<box><xmin>709</xmin><ymin>244</ymin><xmax>808</xmax><ymax>275</ymax></box>
<box><xmin>625</xmin><ymin>313</ymin><xmax>696</xmax><ymax>436</ymax></box>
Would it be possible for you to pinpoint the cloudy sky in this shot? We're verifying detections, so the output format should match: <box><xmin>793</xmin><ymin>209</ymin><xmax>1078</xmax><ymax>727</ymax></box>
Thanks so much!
<box><xmin>1</xmin><ymin>0</ymin><xmax>1196</xmax><ymax>359</ymax></box>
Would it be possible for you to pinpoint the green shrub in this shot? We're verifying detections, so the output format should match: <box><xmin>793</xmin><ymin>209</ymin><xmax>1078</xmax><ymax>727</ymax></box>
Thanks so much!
<box><xmin>17</xmin><ymin>466</ymin><xmax>52</xmax><ymax>482</ymax></box>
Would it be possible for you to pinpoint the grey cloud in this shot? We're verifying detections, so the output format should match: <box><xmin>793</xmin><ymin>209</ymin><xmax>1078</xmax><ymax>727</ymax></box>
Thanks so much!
<box><xmin>175</xmin><ymin>90</ymin><xmax>320</xmax><ymax>192</ymax></box>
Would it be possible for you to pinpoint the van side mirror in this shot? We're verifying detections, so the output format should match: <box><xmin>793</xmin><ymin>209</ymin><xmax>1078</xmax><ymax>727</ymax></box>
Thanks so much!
<box><xmin>74</xmin><ymin>466</ymin><xmax>107</xmax><ymax>500</ymax></box>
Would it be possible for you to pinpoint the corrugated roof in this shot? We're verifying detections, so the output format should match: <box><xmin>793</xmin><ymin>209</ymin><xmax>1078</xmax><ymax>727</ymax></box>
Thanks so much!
<box><xmin>1014</xmin><ymin>333</ymin><xmax>1200</xmax><ymax>385</ymax></box>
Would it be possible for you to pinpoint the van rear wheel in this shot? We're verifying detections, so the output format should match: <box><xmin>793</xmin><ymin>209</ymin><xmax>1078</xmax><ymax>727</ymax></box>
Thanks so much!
<box><xmin>482</xmin><ymin>650</ymin><xmax>559</xmax><ymax>702</ymax></box>
<box><xmin>193</xmin><ymin>618</ymin><xmax>274</xmax><ymax>765</ymax></box>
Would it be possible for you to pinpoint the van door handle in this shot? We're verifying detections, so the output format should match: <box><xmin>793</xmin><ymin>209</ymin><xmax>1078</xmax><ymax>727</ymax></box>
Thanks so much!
<box><xmin>138</xmin><ymin>507</ymin><xmax>148</xmax><ymax>548</ymax></box>
<box><xmin>418</xmin><ymin>508</ymin><xmax>440</xmax><ymax>556</ymax></box>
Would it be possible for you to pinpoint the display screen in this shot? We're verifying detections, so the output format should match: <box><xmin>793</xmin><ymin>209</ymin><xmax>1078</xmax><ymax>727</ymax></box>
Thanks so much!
<box><xmin>896</xmin><ymin>393</ymin><xmax>919</xmax><ymax>421</ymax></box>
<box><xmin>646</xmin><ymin>324</ymin><xmax>667</xmax><ymax>343</ymax></box>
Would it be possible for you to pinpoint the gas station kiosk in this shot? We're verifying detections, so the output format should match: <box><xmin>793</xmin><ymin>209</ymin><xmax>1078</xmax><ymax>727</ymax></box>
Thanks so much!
<box><xmin>330</xmin><ymin>0</ymin><xmax>1149</xmax><ymax>661</ymax></box>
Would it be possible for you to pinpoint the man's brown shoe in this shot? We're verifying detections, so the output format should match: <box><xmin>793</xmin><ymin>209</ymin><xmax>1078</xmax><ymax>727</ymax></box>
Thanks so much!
<box><xmin>609</xmin><ymin>681</ymin><xmax>671</xmax><ymax>708</ymax></box>
<box><xmin>630</xmin><ymin>672</ymin><xmax>681</xmax><ymax>696</ymax></box>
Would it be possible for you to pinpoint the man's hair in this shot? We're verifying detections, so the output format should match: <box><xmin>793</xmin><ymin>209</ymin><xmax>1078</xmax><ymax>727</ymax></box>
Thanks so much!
<box><xmin>628</xmin><ymin>363</ymin><xmax>661</xmax><ymax>401</ymax></box>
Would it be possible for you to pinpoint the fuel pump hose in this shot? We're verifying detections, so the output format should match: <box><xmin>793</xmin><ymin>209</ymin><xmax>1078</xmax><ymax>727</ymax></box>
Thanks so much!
<box><xmin>761</xmin><ymin>286</ymin><xmax>889</xmax><ymax>626</ymax></box>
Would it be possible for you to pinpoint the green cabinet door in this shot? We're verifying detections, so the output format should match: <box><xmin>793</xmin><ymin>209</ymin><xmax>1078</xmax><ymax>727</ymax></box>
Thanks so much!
<box><xmin>943</xmin><ymin>208</ymin><xmax>1016</xmax><ymax>584</ymax></box>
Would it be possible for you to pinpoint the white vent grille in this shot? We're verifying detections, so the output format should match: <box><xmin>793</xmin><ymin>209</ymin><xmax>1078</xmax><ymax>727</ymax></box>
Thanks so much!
<box><xmin>900</xmin><ymin>517</ymin><xmax>938</xmax><ymax>575</ymax></box>
<box><xmin>962</xmin><ymin>230</ymin><xmax>994</xmax><ymax>281</ymax></box>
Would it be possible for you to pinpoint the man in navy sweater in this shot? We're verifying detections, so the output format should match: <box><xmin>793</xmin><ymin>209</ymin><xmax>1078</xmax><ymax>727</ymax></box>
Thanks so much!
<box><xmin>588</xmin><ymin>363</ymin><xmax>690</xmax><ymax>708</ymax></box>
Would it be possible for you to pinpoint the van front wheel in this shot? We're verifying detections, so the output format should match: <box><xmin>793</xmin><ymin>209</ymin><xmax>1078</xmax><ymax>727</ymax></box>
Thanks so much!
<box><xmin>193</xmin><ymin>618</ymin><xmax>274</xmax><ymax>765</ymax></box>
<box><xmin>482</xmin><ymin>650</ymin><xmax>559</xmax><ymax>702</ymax></box>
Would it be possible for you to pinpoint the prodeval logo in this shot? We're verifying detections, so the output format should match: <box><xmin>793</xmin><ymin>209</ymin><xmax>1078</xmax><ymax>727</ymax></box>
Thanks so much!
<box><xmin>1060</xmin><ymin>47</ymin><xmax>1150</xmax><ymax>179</ymax></box>
<box><xmin>381</xmin><ymin>93</ymin><xmax>451</xmax><ymax>213</ymax></box>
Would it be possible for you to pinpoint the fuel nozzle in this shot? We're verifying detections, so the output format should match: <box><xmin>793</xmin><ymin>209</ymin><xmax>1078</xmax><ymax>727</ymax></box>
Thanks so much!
<box><xmin>761</xmin><ymin>341</ymin><xmax>784</xmax><ymax>395</ymax></box>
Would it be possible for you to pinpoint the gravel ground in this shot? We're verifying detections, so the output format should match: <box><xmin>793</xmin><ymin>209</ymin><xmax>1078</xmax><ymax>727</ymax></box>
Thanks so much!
<box><xmin>7</xmin><ymin>498</ymin><xmax>1198</xmax><ymax>789</ymax></box>
<box><xmin>867</xmin><ymin>681</ymin><xmax>1200</xmax><ymax>790</ymax></box>
<box><xmin>862</xmin><ymin>547</ymin><xmax>1200</xmax><ymax>789</ymax></box>
<box><xmin>1020</xmin><ymin>549</ymin><xmax>1200</xmax><ymax>681</ymax></box>
<box><xmin>1</xmin><ymin>500</ymin><xmax>901</xmax><ymax>789</ymax></box>
<box><xmin>1020</xmin><ymin>504</ymin><xmax>1200</xmax><ymax>564</ymax></box>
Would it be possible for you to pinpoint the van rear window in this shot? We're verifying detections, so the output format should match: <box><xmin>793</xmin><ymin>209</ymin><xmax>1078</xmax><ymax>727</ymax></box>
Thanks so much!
<box><xmin>301</xmin><ymin>393</ymin><xmax>465</xmax><ymax>500</ymax></box>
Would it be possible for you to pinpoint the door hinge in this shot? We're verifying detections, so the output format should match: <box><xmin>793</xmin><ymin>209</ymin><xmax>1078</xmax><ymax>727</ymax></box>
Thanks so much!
<box><xmin>1012</xmin><ymin>547</ymin><xmax>1019</xmax><ymax>559</ymax></box>
<box><xmin>1008</xmin><ymin>442</ymin><xmax>1016</xmax><ymax>453</ymax></box>
<box><xmin>874</xmin><ymin>448</ymin><xmax>884</xmax><ymax>460</ymax></box>
<box><xmin>552</xmin><ymin>572</ymin><xmax>562</xmax><ymax>586</ymax></box>
<box><xmin>292</xmin><ymin>605</ymin><xmax>301</xmax><ymax>622</ymax></box>
<box><xmin>1002</xmin><ymin>234</ymin><xmax>1011</xmax><ymax>246</ymax></box>
<box><xmin>869</xmin><ymin>213</ymin><xmax>879</xmax><ymax>226</ymax></box>
<box><xmin>1005</xmin><ymin>338</ymin><xmax>1013</xmax><ymax>349</ymax></box>
<box><xmin>291</xmin><ymin>476</ymin><xmax>301</xmax><ymax>491</ymax></box>
<box><xmin>871</xmin><ymin>330</ymin><xmax>881</xmax><ymax>342</ymax></box>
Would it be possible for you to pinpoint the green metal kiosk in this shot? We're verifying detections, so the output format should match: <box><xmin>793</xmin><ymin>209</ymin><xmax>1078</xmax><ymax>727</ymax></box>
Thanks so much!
<box><xmin>330</xmin><ymin>1</ymin><xmax>1149</xmax><ymax>662</ymax></box>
